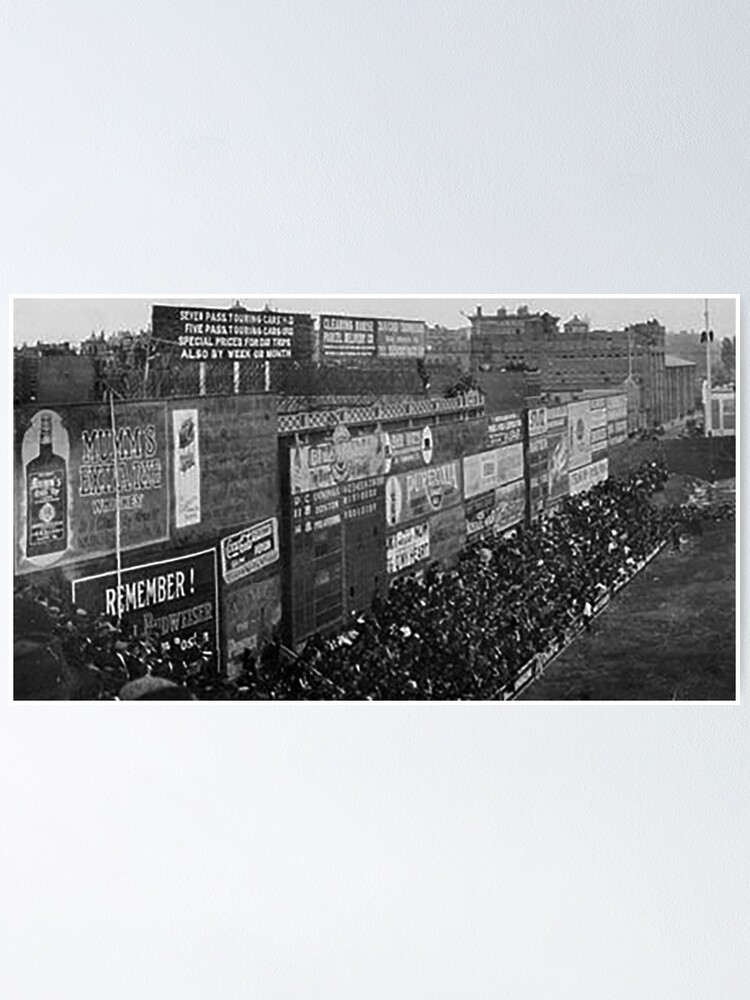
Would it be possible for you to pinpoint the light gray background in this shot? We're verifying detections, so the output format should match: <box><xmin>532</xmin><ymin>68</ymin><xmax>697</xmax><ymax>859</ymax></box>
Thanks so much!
<box><xmin>2</xmin><ymin>3</ymin><xmax>747</xmax><ymax>998</ymax></box>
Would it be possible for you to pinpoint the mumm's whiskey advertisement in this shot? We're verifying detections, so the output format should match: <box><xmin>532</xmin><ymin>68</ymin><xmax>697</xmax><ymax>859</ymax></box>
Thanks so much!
<box><xmin>14</xmin><ymin>402</ymin><xmax>170</xmax><ymax>574</ymax></box>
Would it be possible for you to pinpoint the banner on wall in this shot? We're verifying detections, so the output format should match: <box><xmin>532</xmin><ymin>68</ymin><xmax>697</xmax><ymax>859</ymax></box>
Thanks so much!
<box><xmin>72</xmin><ymin>548</ymin><xmax>219</xmax><ymax>655</ymax></box>
<box><xmin>381</xmin><ymin>425</ymin><xmax>433</xmax><ymax>475</ymax></box>
<box><xmin>568</xmin><ymin>458</ymin><xmax>609</xmax><ymax>496</ymax></box>
<box><xmin>463</xmin><ymin>443</ymin><xmax>523</xmax><ymax>499</ymax></box>
<box><xmin>384</xmin><ymin>461</ymin><xmax>462</xmax><ymax>527</ymax></box>
<box><xmin>220</xmin><ymin>517</ymin><xmax>279</xmax><ymax>585</ymax></box>
<box><xmin>173</xmin><ymin>409</ymin><xmax>201</xmax><ymax>528</ymax></box>
<box><xmin>493</xmin><ymin>479</ymin><xmax>526</xmax><ymax>533</ymax></box>
<box><xmin>487</xmin><ymin>412</ymin><xmax>523</xmax><ymax>447</ymax></box>
<box><xmin>290</xmin><ymin>425</ymin><xmax>386</xmax><ymax>494</ymax></box>
<box><xmin>386</xmin><ymin>522</ymin><xmax>430</xmax><ymax>575</ymax></box>
<box><xmin>567</xmin><ymin>400</ymin><xmax>592</xmax><ymax>471</ymax></box>
<box><xmin>548</xmin><ymin>428</ymin><xmax>569</xmax><ymax>501</ymax></box>
<box><xmin>14</xmin><ymin>402</ymin><xmax>169</xmax><ymax>574</ymax></box>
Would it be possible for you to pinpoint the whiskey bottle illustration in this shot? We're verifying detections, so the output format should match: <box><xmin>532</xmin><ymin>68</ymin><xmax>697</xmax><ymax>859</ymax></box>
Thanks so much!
<box><xmin>26</xmin><ymin>412</ymin><xmax>68</xmax><ymax>558</ymax></box>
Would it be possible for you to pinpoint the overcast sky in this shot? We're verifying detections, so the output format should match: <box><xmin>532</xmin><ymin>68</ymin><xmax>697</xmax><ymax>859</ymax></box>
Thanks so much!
<box><xmin>13</xmin><ymin>295</ymin><xmax>738</xmax><ymax>346</ymax></box>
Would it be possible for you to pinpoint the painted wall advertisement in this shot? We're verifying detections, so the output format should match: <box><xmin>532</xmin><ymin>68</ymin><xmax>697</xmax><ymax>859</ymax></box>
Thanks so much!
<box><xmin>387</xmin><ymin>522</ymin><xmax>430</xmax><ymax>575</ymax></box>
<box><xmin>220</xmin><ymin>517</ymin><xmax>279</xmax><ymax>585</ymax></box>
<box><xmin>375</xmin><ymin>318</ymin><xmax>426</xmax><ymax>358</ymax></box>
<box><xmin>567</xmin><ymin>400</ymin><xmax>592</xmax><ymax>471</ymax></box>
<box><xmin>487</xmin><ymin>412</ymin><xmax>523</xmax><ymax>447</ymax></box>
<box><xmin>463</xmin><ymin>444</ymin><xmax>523</xmax><ymax>499</ymax></box>
<box><xmin>72</xmin><ymin>548</ymin><xmax>219</xmax><ymax>655</ymax></box>
<box><xmin>527</xmin><ymin>406</ymin><xmax>547</xmax><ymax>438</ymax></box>
<box><xmin>465</xmin><ymin>492</ymin><xmax>496</xmax><ymax>541</ymax></box>
<box><xmin>290</xmin><ymin>425</ymin><xmax>386</xmax><ymax>494</ymax></box>
<box><xmin>14</xmin><ymin>403</ymin><xmax>169</xmax><ymax>574</ymax></box>
<box><xmin>493</xmin><ymin>479</ymin><xmax>526</xmax><ymax>532</ymax></box>
<box><xmin>429</xmin><ymin>505</ymin><xmax>466</xmax><ymax>565</ymax></box>
<box><xmin>224</xmin><ymin>575</ymin><xmax>281</xmax><ymax>676</ymax></box>
<box><xmin>152</xmin><ymin>304</ymin><xmax>299</xmax><ymax>361</ymax></box>
<box><xmin>173</xmin><ymin>409</ymin><xmax>201</xmax><ymax>528</ymax></box>
<box><xmin>547</xmin><ymin>428</ymin><xmax>569</xmax><ymax>501</ymax></box>
<box><xmin>385</xmin><ymin>461</ymin><xmax>462</xmax><ymax>527</ymax></box>
<box><xmin>382</xmin><ymin>425</ymin><xmax>433</xmax><ymax>474</ymax></box>
<box><xmin>319</xmin><ymin>315</ymin><xmax>376</xmax><ymax>357</ymax></box>
<box><xmin>568</xmin><ymin>459</ymin><xmax>609</xmax><ymax>496</ymax></box>
<box><xmin>465</xmin><ymin>480</ymin><xmax>526</xmax><ymax>540</ymax></box>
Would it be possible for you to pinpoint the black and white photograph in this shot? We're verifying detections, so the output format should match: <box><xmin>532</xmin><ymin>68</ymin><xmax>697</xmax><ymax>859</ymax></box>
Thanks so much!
<box><xmin>13</xmin><ymin>295</ymin><xmax>737</xmax><ymax>701</ymax></box>
<box><xmin>4</xmin><ymin>3</ymin><xmax>748</xmax><ymax>998</ymax></box>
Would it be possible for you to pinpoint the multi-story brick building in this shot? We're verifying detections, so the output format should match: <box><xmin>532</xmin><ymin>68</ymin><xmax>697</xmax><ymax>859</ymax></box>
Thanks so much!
<box><xmin>469</xmin><ymin>307</ymin><xmax>689</xmax><ymax>430</ymax></box>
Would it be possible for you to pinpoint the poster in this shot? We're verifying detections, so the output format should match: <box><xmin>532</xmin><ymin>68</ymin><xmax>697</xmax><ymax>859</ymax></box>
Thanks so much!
<box><xmin>493</xmin><ymin>479</ymin><xmax>526</xmax><ymax>533</ymax></box>
<box><xmin>290</xmin><ymin>425</ymin><xmax>386</xmax><ymax>494</ymax></box>
<box><xmin>568</xmin><ymin>458</ymin><xmax>609</xmax><ymax>496</ymax></box>
<box><xmin>463</xmin><ymin>443</ymin><xmax>523</xmax><ymax>499</ymax></box>
<box><xmin>548</xmin><ymin>429</ymin><xmax>569</xmax><ymax>501</ymax></box>
<box><xmin>173</xmin><ymin>409</ymin><xmax>201</xmax><ymax>528</ymax></box>
<box><xmin>223</xmin><ymin>574</ymin><xmax>281</xmax><ymax>676</ymax></box>
<box><xmin>381</xmin><ymin>425</ymin><xmax>433</xmax><ymax>474</ymax></box>
<box><xmin>386</xmin><ymin>522</ymin><xmax>430</xmax><ymax>575</ymax></box>
<box><xmin>220</xmin><ymin>517</ymin><xmax>279</xmax><ymax>585</ymax></box>
<box><xmin>385</xmin><ymin>461</ymin><xmax>462</xmax><ymax>527</ymax></box>
<box><xmin>567</xmin><ymin>400</ymin><xmax>592</xmax><ymax>471</ymax></box>
<box><xmin>72</xmin><ymin>548</ymin><xmax>219</xmax><ymax>658</ymax></box>
<box><xmin>14</xmin><ymin>402</ymin><xmax>169</xmax><ymax>574</ymax></box>
<box><xmin>487</xmin><ymin>412</ymin><xmax>524</xmax><ymax>447</ymax></box>
<box><xmin>319</xmin><ymin>315</ymin><xmax>376</xmax><ymax>357</ymax></box>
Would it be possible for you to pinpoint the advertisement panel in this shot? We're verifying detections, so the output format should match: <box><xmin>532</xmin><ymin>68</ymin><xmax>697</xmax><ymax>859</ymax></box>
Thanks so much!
<box><xmin>465</xmin><ymin>492</ymin><xmax>496</xmax><ymax>542</ymax></box>
<box><xmin>375</xmin><ymin>318</ymin><xmax>426</xmax><ymax>358</ymax></box>
<box><xmin>15</xmin><ymin>402</ymin><xmax>169</xmax><ymax>575</ymax></box>
<box><xmin>224</xmin><ymin>575</ymin><xmax>281</xmax><ymax>676</ymax></box>
<box><xmin>220</xmin><ymin>517</ymin><xmax>279</xmax><ymax>585</ymax></box>
<box><xmin>382</xmin><ymin>424</ymin><xmax>434</xmax><ymax>475</ymax></box>
<box><xmin>527</xmin><ymin>406</ymin><xmax>547</xmax><ymax>438</ymax></box>
<box><xmin>152</xmin><ymin>304</ymin><xmax>301</xmax><ymax>361</ymax></box>
<box><xmin>547</xmin><ymin>423</ymin><xmax>569</xmax><ymax>501</ymax></box>
<box><xmin>173</xmin><ymin>409</ymin><xmax>201</xmax><ymax>528</ymax></box>
<box><xmin>605</xmin><ymin>394</ymin><xmax>628</xmax><ymax>421</ymax></box>
<box><xmin>385</xmin><ymin>461</ymin><xmax>462</xmax><ymax>527</ymax></box>
<box><xmin>463</xmin><ymin>443</ymin><xmax>523</xmax><ymax>499</ymax></box>
<box><xmin>487</xmin><ymin>412</ymin><xmax>524</xmax><ymax>447</ymax></box>
<box><xmin>493</xmin><ymin>479</ymin><xmax>526</xmax><ymax>533</ymax></box>
<box><xmin>386</xmin><ymin>522</ymin><xmax>430</xmax><ymax>575</ymax></box>
<box><xmin>429</xmin><ymin>505</ymin><xmax>466</xmax><ymax>565</ymax></box>
<box><xmin>319</xmin><ymin>315</ymin><xmax>376</xmax><ymax>357</ymax></box>
<box><xmin>567</xmin><ymin>400</ymin><xmax>592</xmax><ymax>471</ymax></box>
<box><xmin>569</xmin><ymin>459</ymin><xmax>609</xmax><ymax>496</ymax></box>
<box><xmin>290</xmin><ymin>425</ymin><xmax>386</xmax><ymax>494</ymax></box>
<box><xmin>72</xmin><ymin>548</ymin><xmax>219</xmax><ymax>656</ymax></box>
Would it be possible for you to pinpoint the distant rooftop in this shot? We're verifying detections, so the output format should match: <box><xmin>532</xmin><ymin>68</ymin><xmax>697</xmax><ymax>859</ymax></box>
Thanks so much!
<box><xmin>664</xmin><ymin>354</ymin><xmax>696</xmax><ymax>367</ymax></box>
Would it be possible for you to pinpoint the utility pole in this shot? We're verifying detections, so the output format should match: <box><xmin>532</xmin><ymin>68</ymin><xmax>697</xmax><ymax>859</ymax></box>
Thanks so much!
<box><xmin>704</xmin><ymin>298</ymin><xmax>712</xmax><ymax>437</ymax></box>
<box><xmin>702</xmin><ymin>298</ymin><xmax>715</xmax><ymax>484</ymax></box>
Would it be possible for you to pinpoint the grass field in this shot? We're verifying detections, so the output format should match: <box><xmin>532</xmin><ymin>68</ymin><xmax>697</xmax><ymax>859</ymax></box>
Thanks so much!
<box><xmin>519</xmin><ymin>517</ymin><xmax>736</xmax><ymax>701</ymax></box>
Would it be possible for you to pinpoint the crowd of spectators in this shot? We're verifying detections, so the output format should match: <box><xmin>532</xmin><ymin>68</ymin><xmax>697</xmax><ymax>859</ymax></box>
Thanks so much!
<box><xmin>13</xmin><ymin>461</ymin><xmax>732</xmax><ymax>700</ymax></box>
